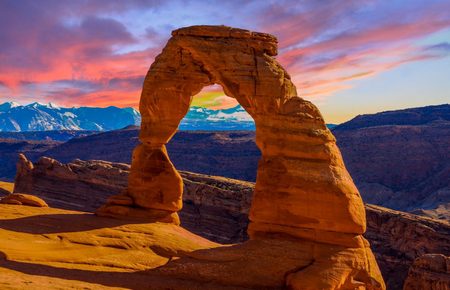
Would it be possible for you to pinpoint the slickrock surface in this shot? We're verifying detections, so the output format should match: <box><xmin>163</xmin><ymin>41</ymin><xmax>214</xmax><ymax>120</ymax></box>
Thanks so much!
<box><xmin>403</xmin><ymin>254</ymin><xmax>450</xmax><ymax>290</ymax></box>
<box><xmin>14</xmin><ymin>156</ymin><xmax>450</xmax><ymax>289</ymax></box>
<box><xmin>0</xmin><ymin>204</ymin><xmax>377</xmax><ymax>290</ymax></box>
<box><xmin>0</xmin><ymin>193</ymin><xmax>48</xmax><ymax>207</ymax></box>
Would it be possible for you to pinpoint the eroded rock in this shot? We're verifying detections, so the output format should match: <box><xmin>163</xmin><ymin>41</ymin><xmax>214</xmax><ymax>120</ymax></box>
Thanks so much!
<box><xmin>403</xmin><ymin>254</ymin><xmax>450</xmax><ymax>290</ymax></box>
<box><xmin>93</xmin><ymin>25</ymin><xmax>383</xmax><ymax>289</ymax></box>
<box><xmin>0</xmin><ymin>193</ymin><xmax>48</xmax><ymax>207</ymax></box>
<box><xmin>99</xmin><ymin>24</ymin><xmax>367</xmax><ymax>241</ymax></box>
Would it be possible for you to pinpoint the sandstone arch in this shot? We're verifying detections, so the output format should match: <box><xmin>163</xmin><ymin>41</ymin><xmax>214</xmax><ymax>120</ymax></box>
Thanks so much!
<box><xmin>96</xmin><ymin>25</ymin><xmax>385</xmax><ymax>289</ymax></box>
<box><xmin>97</xmin><ymin>25</ymin><xmax>366</xmax><ymax>246</ymax></box>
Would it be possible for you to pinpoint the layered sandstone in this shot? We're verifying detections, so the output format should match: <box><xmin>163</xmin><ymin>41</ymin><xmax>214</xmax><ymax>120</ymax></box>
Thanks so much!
<box><xmin>403</xmin><ymin>254</ymin><xmax>450</xmax><ymax>290</ymax></box>
<box><xmin>14</xmin><ymin>154</ymin><xmax>130</xmax><ymax>211</ymax></box>
<box><xmin>365</xmin><ymin>205</ymin><xmax>450</xmax><ymax>289</ymax></box>
<box><xmin>14</xmin><ymin>155</ymin><xmax>252</xmax><ymax>243</ymax></box>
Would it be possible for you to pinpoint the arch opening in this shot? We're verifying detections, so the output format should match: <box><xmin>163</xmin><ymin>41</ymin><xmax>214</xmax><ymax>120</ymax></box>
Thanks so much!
<box><xmin>178</xmin><ymin>84</ymin><xmax>255</xmax><ymax>131</ymax></box>
<box><xmin>166</xmin><ymin>82</ymin><xmax>259</xmax><ymax>181</ymax></box>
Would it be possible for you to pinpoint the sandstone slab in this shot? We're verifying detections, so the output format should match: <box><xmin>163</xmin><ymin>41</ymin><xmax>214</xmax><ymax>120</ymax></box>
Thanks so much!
<box><xmin>0</xmin><ymin>205</ymin><xmax>382</xmax><ymax>290</ymax></box>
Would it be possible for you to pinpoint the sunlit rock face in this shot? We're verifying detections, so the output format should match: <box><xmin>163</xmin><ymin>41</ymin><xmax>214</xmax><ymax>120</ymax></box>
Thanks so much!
<box><xmin>97</xmin><ymin>25</ymin><xmax>385</xmax><ymax>289</ymax></box>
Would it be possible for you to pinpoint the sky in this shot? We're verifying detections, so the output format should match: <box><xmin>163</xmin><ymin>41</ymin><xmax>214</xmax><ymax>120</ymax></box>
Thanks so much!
<box><xmin>0</xmin><ymin>0</ymin><xmax>449</xmax><ymax>123</ymax></box>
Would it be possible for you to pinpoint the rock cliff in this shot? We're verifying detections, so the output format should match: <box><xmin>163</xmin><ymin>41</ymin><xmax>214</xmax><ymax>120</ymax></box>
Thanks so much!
<box><xmin>333</xmin><ymin>104</ymin><xmax>450</xmax><ymax>221</ymax></box>
<box><xmin>365</xmin><ymin>205</ymin><xmax>450</xmax><ymax>289</ymax></box>
<box><xmin>15</xmin><ymin>155</ymin><xmax>450</xmax><ymax>289</ymax></box>
<box><xmin>403</xmin><ymin>254</ymin><xmax>450</xmax><ymax>290</ymax></box>
<box><xmin>14</xmin><ymin>155</ymin><xmax>251</xmax><ymax>243</ymax></box>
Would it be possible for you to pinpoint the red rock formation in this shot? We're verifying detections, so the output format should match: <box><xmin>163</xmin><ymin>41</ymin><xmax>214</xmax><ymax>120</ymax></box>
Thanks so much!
<box><xmin>93</xmin><ymin>25</ymin><xmax>384</xmax><ymax>288</ymax></box>
<box><xmin>365</xmin><ymin>205</ymin><xmax>450</xmax><ymax>289</ymax></box>
<box><xmin>99</xmin><ymin>25</ymin><xmax>366</xmax><ymax>239</ymax></box>
<box><xmin>403</xmin><ymin>254</ymin><xmax>450</xmax><ymax>290</ymax></box>
<box><xmin>14</xmin><ymin>155</ymin><xmax>253</xmax><ymax>243</ymax></box>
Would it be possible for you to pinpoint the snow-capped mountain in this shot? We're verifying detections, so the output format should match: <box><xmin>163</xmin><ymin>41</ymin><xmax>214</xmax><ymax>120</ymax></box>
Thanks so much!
<box><xmin>180</xmin><ymin>105</ymin><xmax>255</xmax><ymax>130</ymax></box>
<box><xmin>0</xmin><ymin>102</ymin><xmax>339</xmax><ymax>132</ymax></box>
<box><xmin>0</xmin><ymin>102</ymin><xmax>141</xmax><ymax>131</ymax></box>
<box><xmin>0</xmin><ymin>101</ymin><xmax>258</xmax><ymax>132</ymax></box>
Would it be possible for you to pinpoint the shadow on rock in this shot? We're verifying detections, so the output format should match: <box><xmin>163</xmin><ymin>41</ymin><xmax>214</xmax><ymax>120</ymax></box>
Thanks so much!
<box><xmin>0</xmin><ymin>213</ymin><xmax>150</xmax><ymax>234</ymax></box>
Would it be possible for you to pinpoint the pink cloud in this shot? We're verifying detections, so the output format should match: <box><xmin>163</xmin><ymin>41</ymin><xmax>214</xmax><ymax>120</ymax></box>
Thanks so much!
<box><xmin>1</xmin><ymin>0</ymin><xmax>450</xmax><ymax>110</ymax></box>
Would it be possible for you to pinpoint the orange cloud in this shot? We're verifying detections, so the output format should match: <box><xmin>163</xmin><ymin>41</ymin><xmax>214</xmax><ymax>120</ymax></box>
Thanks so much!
<box><xmin>1</xmin><ymin>0</ymin><xmax>450</xmax><ymax>111</ymax></box>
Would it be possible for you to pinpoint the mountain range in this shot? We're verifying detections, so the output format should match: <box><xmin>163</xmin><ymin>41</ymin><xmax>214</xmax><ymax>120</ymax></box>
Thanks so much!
<box><xmin>0</xmin><ymin>102</ymin><xmax>141</xmax><ymax>131</ymax></box>
<box><xmin>179</xmin><ymin>105</ymin><xmax>255</xmax><ymax>130</ymax></box>
<box><xmin>0</xmin><ymin>102</ymin><xmax>258</xmax><ymax>132</ymax></box>
<box><xmin>0</xmin><ymin>102</ymin><xmax>337</xmax><ymax>133</ymax></box>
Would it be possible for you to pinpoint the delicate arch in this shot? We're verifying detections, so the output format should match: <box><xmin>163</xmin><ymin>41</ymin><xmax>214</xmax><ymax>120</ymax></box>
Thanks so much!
<box><xmin>97</xmin><ymin>26</ymin><xmax>366</xmax><ymax>246</ymax></box>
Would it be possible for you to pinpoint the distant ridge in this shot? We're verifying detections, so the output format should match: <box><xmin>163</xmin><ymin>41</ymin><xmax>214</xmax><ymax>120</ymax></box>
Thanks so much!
<box><xmin>334</xmin><ymin>104</ymin><xmax>449</xmax><ymax>131</ymax></box>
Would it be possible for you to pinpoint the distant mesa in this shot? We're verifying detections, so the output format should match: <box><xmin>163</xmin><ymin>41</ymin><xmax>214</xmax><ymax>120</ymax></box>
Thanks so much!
<box><xmin>333</xmin><ymin>104</ymin><xmax>450</xmax><ymax>221</ymax></box>
<box><xmin>333</xmin><ymin>104</ymin><xmax>450</xmax><ymax>131</ymax></box>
